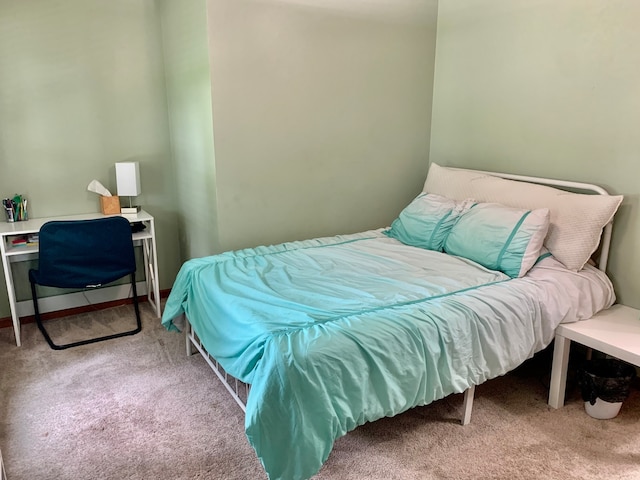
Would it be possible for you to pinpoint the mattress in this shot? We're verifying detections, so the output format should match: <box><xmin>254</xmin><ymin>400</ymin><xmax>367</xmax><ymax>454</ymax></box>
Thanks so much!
<box><xmin>161</xmin><ymin>229</ymin><xmax>615</xmax><ymax>480</ymax></box>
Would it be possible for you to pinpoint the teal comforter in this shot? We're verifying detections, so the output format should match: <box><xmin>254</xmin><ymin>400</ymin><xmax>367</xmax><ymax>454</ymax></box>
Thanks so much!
<box><xmin>162</xmin><ymin>230</ymin><xmax>552</xmax><ymax>479</ymax></box>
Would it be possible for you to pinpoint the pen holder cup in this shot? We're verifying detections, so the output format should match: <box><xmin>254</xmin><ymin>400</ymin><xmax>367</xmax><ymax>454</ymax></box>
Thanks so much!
<box><xmin>4</xmin><ymin>195</ymin><xmax>28</xmax><ymax>222</ymax></box>
<box><xmin>100</xmin><ymin>196</ymin><xmax>121</xmax><ymax>215</ymax></box>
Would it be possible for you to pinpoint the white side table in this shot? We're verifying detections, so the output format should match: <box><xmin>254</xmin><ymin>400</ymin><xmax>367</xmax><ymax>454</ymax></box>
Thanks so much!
<box><xmin>548</xmin><ymin>304</ymin><xmax>640</xmax><ymax>408</ymax></box>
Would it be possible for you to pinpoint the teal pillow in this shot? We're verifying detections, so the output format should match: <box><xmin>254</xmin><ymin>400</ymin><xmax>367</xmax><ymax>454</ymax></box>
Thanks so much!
<box><xmin>385</xmin><ymin>193</ymin><xmax>467</xmax><ymax>251</ymax></box>
<box><xmin>443</xmin><ymin>203</ymin><xmax>550</xmax><ymax>278</ymax></box>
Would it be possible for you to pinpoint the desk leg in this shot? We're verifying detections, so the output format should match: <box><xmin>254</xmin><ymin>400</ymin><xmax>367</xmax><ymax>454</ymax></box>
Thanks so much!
<box><xmin>0</xmin><ymin>244</ymin><xmax>21</xmax><ymax>347</ymax></box>
<box><xmin>142</xmin><ymin>239</ymin><xmax>152</xmax><ymax>303</ymax></box>
<box><xmin>142</xmin><ymin>220</ymin><xmax>161</xmax><ymax>318</ymax></box>
<box><xmin>548</xmin><ymin>334</ymin><xmax>571</xmax><ymax>409</ymax></box>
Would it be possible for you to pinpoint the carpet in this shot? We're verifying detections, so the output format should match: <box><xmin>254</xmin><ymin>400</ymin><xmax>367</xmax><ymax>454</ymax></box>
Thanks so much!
<box><xmin>0</xmin><ymin>304</ymin><xmax>638</xmax><ymax>480</ymax></box>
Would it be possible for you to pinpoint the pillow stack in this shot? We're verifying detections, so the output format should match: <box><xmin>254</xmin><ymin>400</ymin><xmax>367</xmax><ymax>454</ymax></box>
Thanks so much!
<box><xmin>422</xmin><ymin>163</ymin><xmax>623</xmax><ymax>272</ymax></box>
<box><xmin>386</xmin><ymin>162</ymin><xmax>623</xmax><ymax>277</ymax></box>
<box><xmin>385</xmin><ymin>193</ymin><xmax>550</xmax><ymax>278</ymax></box>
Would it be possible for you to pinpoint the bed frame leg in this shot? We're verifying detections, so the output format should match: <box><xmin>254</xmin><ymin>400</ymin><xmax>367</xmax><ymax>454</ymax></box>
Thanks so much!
<box><xmin>184</xmin><ymin>315</ymin><xmax>194</xmax><ymax>356</ymax></box>
<box><xmin>461</xmin><ymin>385</ymin><xmax>475</xmax><ymax>426</ymax></box>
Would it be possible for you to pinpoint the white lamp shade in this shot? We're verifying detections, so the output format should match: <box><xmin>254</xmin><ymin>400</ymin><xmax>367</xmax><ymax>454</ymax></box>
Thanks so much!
<box><xmin>115</xmin><ymin>162</ymin><xmax>141</xmax><ymax>197</ymax></box>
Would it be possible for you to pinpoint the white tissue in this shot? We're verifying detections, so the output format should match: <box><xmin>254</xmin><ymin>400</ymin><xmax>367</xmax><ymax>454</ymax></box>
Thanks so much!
<box><xmin>87</xmin><ymin>180</ymin><xmax>112</xmax><ymax>197</ymax></box>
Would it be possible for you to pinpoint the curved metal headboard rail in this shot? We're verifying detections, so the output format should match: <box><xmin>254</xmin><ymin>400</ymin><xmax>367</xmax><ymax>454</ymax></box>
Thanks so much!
<box><xmin>448</xmin><ymin>167</ymin><xmax>613</xmax><ymax>273</ymax></box>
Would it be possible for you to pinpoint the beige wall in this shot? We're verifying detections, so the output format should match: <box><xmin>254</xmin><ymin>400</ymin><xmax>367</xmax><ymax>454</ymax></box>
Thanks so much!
<box><xmin>0</xmin><ymin>0</ymin><xmax>181</xmax><ymax>318</ymax></box>
<box><xmin>430</xmin><ymin>0</ymin><xmax>640</xmax><ymax>307</ymax></box>
<box><xmin>157</xmin><ymin>0</ymin><xmax>219</xmax><ymax>260</ymax></box>
<box><xmin>207</xmin><ymin>0</ymin><xmax>439</xmax><ymax>252</ymax></box>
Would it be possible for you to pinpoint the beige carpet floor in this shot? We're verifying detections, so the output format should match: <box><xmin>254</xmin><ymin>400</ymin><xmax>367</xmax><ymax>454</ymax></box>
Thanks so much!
<box><xmin>0</xmin><ymin>303</ymin><xmax>639</xmax><ymax>480</ymax></box>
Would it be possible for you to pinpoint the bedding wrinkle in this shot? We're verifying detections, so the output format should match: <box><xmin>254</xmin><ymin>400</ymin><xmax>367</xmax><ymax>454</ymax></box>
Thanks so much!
<box><xmin>161</xmin><ymin>229</ymin><xmax>616</xmax><ymax>480</ymax></box>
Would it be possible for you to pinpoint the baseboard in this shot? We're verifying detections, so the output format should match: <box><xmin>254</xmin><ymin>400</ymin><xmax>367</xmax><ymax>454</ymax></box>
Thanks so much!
<box><xmin>0</xmin><ymin>288</ymin><xmax>171</xmax><ymax>329</ymax></box>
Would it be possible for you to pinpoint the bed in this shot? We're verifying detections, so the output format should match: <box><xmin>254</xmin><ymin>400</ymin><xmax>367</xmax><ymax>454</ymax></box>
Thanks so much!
<box><xmin>161</xmin><ymin>163</ymin><xmax>623</xmax><ymax>480</ymax></box>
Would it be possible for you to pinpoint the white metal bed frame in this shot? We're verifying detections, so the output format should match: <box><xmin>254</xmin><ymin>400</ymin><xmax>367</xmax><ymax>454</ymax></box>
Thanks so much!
<box><xmin>184</xmin><ymin>167</ymin><xmax>615</xmax><ymax>426</ymax></box>
<box><xmin>185</xmin><ymin>320</ymin><xmax>250</xmax><ymax>412</ymax></box>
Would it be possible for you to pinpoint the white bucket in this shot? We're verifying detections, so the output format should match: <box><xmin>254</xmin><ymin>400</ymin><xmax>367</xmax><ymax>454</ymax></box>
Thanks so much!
<box><xmin>584</xmin><ymin>398</ymin><xmax>623</xmax><ymax>420</ymax></box>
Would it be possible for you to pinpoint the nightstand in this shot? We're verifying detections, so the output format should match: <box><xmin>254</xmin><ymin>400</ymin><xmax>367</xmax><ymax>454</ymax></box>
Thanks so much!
<box><xmin>548</xmin><ymin>304</ymin><xmax>640</xmax><ymax>408</ymax></box>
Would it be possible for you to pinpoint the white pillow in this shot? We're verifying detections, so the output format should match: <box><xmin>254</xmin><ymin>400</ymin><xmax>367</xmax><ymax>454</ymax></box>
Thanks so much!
<box><xmin>423</xmin><ymin>163</ymin><xmax>623</xmax><ymax>271</ymax></box>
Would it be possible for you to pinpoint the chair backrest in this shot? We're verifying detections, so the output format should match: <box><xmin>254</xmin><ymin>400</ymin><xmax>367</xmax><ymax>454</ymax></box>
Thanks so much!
<box><xmin>34</xmin><ymin>216</ymin><xmax>136</xmax><ymax>288</ymax></box>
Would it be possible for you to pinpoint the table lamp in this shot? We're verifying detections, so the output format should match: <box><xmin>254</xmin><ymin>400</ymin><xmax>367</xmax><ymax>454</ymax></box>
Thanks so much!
<box><xmin>115</xmin><ymin>162</ymin><xmax>141</xmax><ymax>215</ymax></box>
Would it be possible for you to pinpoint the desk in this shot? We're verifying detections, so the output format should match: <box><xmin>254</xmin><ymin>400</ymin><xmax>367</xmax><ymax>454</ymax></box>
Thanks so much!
<box><xmin>0</xmin><ymin>210</ymin><xmax>161</xmax><ymax>347</ymax></box>
<box><xmin>548</xmin><ymin>304</ymin><xmax>640</xmax><ymax>408</ymax></box>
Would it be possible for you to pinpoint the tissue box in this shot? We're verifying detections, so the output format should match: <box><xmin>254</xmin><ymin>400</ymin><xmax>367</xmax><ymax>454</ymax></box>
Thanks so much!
<box><xmin>100</xmin><ymin>196</ymin><xmax>120</xmax><ymax>215</ymax></box>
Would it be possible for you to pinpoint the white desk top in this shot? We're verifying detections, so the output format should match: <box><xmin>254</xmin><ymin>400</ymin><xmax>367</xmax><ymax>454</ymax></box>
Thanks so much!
<box><xmin>0</xmin><ymin>210</ymin><xmax>152</xmax><ymax>236</ymax></box>
<box><xmin>557</xmin><ymin>304</ymin><xmax>640</xmax><ymax>366</ymax></box>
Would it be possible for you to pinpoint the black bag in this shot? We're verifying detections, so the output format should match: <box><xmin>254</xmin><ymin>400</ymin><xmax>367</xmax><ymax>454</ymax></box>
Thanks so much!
<box><xmin>578</xmin><ymin>359</ymin><xmax>636</xmax><ymax>405</ymax></box>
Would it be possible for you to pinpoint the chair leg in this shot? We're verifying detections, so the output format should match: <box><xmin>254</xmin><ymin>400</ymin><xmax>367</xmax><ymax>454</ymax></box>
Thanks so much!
<box><xmin>30</xmin><ymin>280</ymin><xmax>61</xmax><ymax>350</ymax></box>
<box><xmin>31</xmin><ymin>274</ymin><xmax>143</xmax><ymax>350</ymax></box>
<box><xmin>130</xmin><ymin>272</ymin><xmax>143</xmax><ymax>333</ymax></box>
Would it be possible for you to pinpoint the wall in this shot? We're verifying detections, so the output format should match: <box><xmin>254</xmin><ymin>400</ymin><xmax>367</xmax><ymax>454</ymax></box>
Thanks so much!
<box><xmin>157</xmin><ymin>0</ymin><xmax>219</xmax><ymax>260</ymax></box>
<box><xmin>0</xmin><ymin>0</ymin><xmax>181</xmax><ymax>318</ymax></box>
<box><xmin>430</xmin><ymin>0</ymin><xmax>640</xmax><ymax>307</ymax></box>
<box><xmin>207</xmin><ymin>0</ymin><xmax>439</xmax><ymax>252</ymax></box>
<box><xmin>0</xmin><ymin>0</ymin><xmax>438</xmax><ymax>323</ymax></box>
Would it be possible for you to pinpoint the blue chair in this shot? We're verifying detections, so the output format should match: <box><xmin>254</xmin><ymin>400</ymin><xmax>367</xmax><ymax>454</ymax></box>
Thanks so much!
<box><xmin>29</xmin><ymin>216</ymin><xmax>142</xmax><ymax>350</ymax></box>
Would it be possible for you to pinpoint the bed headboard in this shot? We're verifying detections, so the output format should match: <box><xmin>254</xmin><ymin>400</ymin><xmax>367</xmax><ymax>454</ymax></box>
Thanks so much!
<box><xmin>423</xmin><ymin>163</ymin><xmax>623</xmax><ymax>273</ymax></box>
